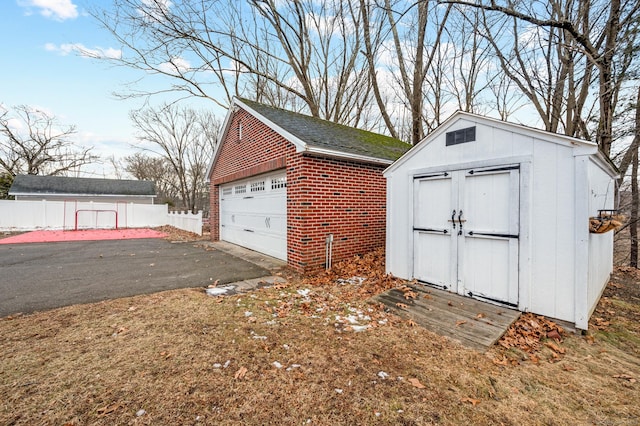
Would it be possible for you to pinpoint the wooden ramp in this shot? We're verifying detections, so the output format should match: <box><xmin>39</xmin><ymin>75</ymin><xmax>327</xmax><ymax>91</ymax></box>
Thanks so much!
<box><xmin>372</xmin><ymin>284</ymin><xmax>521</xmax><ymax>351</ymax></box>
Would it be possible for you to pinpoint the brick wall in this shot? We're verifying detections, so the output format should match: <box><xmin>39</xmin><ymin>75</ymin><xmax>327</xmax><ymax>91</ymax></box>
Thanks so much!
<box><xmin>209</xmin><ymin>108</ymin><xmax>294</xmax><ymax>241</ymax></box>
<box><xmin>209</xmin><ymin>106</ymin><xmax>388</xmax><ymax>273</ymax></box>
<box><xmin>287</xmin><ymin>155</ymin><xmax>386</xmax><ymax>272</ymax></box>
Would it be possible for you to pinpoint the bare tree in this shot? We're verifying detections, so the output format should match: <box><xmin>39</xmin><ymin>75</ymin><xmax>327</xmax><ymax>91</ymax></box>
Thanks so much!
<box><xmin>441</xmin><ymin>0</ymin><xmax>640</xmax><ymax>156</ymax></box>
<box><xmin>92</xmin><ymin>0</ymin><xmax>372</xmax><ymax>127</ymax></box>
<box><xmin>120</xmin><ymin>152</ymin><xmax>179</xmax><ymax>205</ymax></box>
<box><xmin>381</xmin><ymin>0</ymin><xmax>453</xmax><ymax>144</ymax></box>
<box><xmin>130</xmin><ymin>104</ymin><xmax>219</xmax><ymax>212</ymax></box>
<box><xmin>0</xmin><ymin>105</ymin><xmax>98</xmax><ymax>177</ymax></box>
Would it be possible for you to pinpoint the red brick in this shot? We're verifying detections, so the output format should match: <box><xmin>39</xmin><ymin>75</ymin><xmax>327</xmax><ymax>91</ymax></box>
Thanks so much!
<box><xmin>209</xmin><ymin>106</ymin><xmax>388</xmax><ymax>273</ymax></box>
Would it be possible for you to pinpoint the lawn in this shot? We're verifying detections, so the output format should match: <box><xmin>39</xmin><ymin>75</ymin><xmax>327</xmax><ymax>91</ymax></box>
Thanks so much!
<box><xmin>1</xmin><ymin>249</ymin><xmax>639</xmax><ymax>425</ymax></box>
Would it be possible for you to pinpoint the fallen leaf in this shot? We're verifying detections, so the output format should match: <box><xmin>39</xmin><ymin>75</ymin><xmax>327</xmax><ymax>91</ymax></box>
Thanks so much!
<box><xmin>562</xmin><ymin>364</ymin><xmax>576</xmax><ymax>371</ymax></box>
<box><xmin>455</xmin><ymin>320</ymin><xmax>467</xmax><ymax>327</ymax></box>
<box><xmin>492</xmin><ymin>356</ymin><xmax>508</xmax><ymax>366</ymax></box>
<box><xmin>97</xmin><ymin>403</ymin><xmax>122</xmax><ymax>416</ymax></box>
<box><xmin>547</xmin><ymin>329</ymin><xmax>563</xmax><ymax>342</ymax></box>
<box><xmin>408</xmin><ymin>378</ymin><xmax>426</xmax><ymax>389</ymax></box>
<box><xmin>403</xmin><ymin>291</ymin><xmax>418</xmax><ymax>300</ymax></box>
<box><xmin>544</xmin><ymin>342</ymin><xmax>566</xmax><ymax>354</ymax></box>
<box><xmin>406</xmin><ymin>319</ymin><xmax>418</xmax><ymax>327</ymax></box>
<box><xmin>234</xmin><ymin>366</ymin><xmax>248</xmax><ymax>379</ymax></box>
<box><xmin>448</xmin><ymin>301</ymin><xmax>453</xmax><ymax>306</ymax></box>
<box><xmin>395</xmin><ymin>302</ymin><xmax>409</xmax><ymax>309</ymax></box>
<box><xmin>423</xmin><ymin>294</ymin><xmax>432</xmax><ymax>300</ymax></box>
<box><xmin>461</xmin><ymin>397</ymin><xmax>480</xmax><ymax>406</ymax></box>
<box><xmin>476</xmin><ymin>313</ymin><xmax>486</xmax><ymax>319</ymax></box>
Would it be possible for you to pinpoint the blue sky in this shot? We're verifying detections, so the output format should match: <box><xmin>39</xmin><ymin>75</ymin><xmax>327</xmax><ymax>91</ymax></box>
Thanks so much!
<box><xmin>0</xmin><ymin>0</ymin><xmax>223</xmax><ymax>177</ymax></box>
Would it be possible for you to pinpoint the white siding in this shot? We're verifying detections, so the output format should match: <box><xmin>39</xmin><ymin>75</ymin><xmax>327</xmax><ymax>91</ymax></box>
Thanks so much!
<box><xmin>586</xmin><ymin>158</ymin><xmax>616</xmax><ymax>318</ymax></box>
<box><xmin>529</xmin><ymin>139</ymin><xmax>576</xmax><ymax>322</ymax></box>
<box><xmin>385</xmin><ymin>112</ymin><xmax>617</xmax><ymax>330</ymax></box>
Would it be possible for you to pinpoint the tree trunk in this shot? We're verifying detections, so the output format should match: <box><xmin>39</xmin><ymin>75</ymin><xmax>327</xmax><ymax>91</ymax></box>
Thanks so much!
<box><xmin>632</xmin><ymin>117</ymin><xmax>639</xmax><ymax>268</ymax></box>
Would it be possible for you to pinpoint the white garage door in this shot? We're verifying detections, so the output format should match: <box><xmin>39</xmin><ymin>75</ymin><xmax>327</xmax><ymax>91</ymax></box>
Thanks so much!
<box><xmin>220</xmin><ymin>171</ymin><xmax>287</xmax><ymax>260</ymax></box>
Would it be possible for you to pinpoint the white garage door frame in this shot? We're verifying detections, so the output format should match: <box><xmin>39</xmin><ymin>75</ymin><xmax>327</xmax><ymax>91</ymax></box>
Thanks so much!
<box><xmin>219</xmin><ymin>170</ymin><xmax>287</xmax><ymax>261</ymax></box>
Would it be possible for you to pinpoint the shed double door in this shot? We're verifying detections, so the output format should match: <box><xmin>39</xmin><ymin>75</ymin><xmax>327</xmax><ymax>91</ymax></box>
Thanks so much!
<box><xmin>413</xmin><ymin>165</ymin><xmax>520</xmax><ymax>306</ymax></box>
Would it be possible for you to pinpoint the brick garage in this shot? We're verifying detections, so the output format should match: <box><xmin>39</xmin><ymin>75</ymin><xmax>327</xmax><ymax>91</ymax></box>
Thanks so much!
<box><xmin>207</xmin><ymin>98</ymin><xmax>410</xmax><ymax>273</ymax></box>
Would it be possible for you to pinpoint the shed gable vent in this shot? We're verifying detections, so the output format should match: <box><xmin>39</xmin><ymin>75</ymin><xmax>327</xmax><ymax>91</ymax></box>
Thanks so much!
<box><xmin>446</xmin><ymin>126</ymin><xmax>476</xmax><ymax>146</ymax></box>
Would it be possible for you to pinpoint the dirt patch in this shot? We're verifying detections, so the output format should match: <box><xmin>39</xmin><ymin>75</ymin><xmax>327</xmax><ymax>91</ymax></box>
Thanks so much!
<box><xmin>0</xmin><ymin>231</ymin><xmax>25</xmax><ymax>240</ymax></box>
<box><xmin>153</xmin><ymin>225</ymin><xmax>209</xmax><ymax>242</ymax></box>
<box><xmin>1</xmin><ymin>251</ymin><xmax>639</xmax><ymax>425</ymax></box>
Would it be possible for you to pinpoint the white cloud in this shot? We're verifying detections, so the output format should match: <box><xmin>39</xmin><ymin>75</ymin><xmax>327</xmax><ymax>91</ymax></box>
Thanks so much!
<box><xmin>18</xmin><ymin>0</ymin><xmax>78</xmax><ymax>21</ymax></box>
<box><xmin>158</xmin><ymin>57</ymin><xmax>191</xmax><ymax>74</ymax></box>
<box><xmin>138</xmin><ymin>0</ymin><xmax>173</xmax><ymax>21</ymax></box>
<box><xmin>45</xmin><ymin>43</ymin><xmax>122</xmax><ymax>60</ymax></box>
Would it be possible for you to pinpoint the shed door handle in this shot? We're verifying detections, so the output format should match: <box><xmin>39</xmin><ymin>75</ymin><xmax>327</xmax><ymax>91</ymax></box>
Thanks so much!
<box><xmin>458</xmin><ymin>210</ymin><xmax>463</xmax><ymax>235</ymax></box>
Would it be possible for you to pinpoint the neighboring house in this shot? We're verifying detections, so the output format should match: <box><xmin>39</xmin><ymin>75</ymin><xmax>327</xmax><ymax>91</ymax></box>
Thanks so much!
<box><xmin>207</xmin><ymin>97</ymin><xmax>411</xmax><ymax>272</ymax></box>
<box><xmin>385</xmin><ymin>111</ymin><xmax>618</xmax><ymax>330</ymax></box>
<box><xmin>9</xmin><ymin>175</ymin><xmax>156</xmax><ymax>204</ymax></box>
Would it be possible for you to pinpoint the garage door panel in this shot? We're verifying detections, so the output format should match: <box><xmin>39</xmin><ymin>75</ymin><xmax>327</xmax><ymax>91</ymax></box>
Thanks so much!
<box><xmin>220</xmin><ymin>171</ymin><xmax>287</xmax><ymax>261</ymax></box>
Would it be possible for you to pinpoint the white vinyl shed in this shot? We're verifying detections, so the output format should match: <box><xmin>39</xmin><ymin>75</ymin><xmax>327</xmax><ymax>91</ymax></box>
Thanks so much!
<box><xmin>385</xmin><ymin>112</ymin><xmax>619</xmax><ymax>330</ymax></box>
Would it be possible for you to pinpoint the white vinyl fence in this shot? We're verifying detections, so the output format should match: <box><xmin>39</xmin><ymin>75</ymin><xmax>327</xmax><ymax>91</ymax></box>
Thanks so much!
<box><xmin>0</xmin><ymin>200</ymin><xmax>203</xmax><ymax>235</ymax></box>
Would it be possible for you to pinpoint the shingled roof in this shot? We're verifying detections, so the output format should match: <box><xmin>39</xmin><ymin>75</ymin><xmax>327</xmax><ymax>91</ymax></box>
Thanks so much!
<box><xmin>9</xmin><ymin>175</ymin><xmax>156</xmax><ymax>197</ymax></box>
<box><xmin>237</xmin><ymin>98</ymin><xmax>411</xmax><ymax>163</ymax></box>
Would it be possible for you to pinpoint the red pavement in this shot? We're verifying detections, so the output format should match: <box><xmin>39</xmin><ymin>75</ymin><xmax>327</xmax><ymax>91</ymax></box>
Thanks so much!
<box><xmin>0</xmin><ymin>228</ymin><xmax>167</xmax><ymax>244</ymax></box>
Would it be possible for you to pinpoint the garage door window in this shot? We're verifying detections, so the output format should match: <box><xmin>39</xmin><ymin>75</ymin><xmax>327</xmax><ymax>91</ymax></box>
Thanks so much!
<box><xmin>272</xmin><ymin>176</ymin><xmax>287</xmax><ymax>189</ymax></box>
<box><xmin>235</xmin><ymin>185</ymin><xmax>246</xmax><ymax>194</ymax></box>
<box><xmin>222</xmin><ymin>187</ymin><xmax>232</xmax><ymax>195</ymax></box>
<box><xmin>251</xmin><ymin>181</ymin><xmax>265</xmax><ymax>192</ymax></box>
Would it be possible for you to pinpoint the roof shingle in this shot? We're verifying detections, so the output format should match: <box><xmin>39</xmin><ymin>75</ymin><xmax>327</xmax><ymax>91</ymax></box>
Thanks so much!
<box><xmin>9</xmin><ymin>175</ymin><xmax>156</xmax><ymax>197</ymax></box>
<box><xmin>239</xmin><ymin>98</ymin><xmax>411</xmax><ymax>162</ymax></box>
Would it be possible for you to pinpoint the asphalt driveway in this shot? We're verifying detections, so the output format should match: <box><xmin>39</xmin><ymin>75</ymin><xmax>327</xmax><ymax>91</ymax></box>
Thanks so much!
<box><xmin>0</xmin><ymin>239</ymin><xmax>270</xmax><ymax>317</ymax></box>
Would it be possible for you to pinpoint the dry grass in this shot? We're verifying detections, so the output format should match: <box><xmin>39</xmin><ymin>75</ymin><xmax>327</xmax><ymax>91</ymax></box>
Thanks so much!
<box><xmin>1</xmin><ymin>250</ymin><xmax>639</xmax><ymax>425</ymax></box>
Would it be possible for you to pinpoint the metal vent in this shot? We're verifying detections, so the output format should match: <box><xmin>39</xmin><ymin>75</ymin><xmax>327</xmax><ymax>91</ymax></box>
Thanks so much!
<box><xmin>445</xmin><ymin>126</ymin><xmax>476</xmax><ymax>146</ymax></box>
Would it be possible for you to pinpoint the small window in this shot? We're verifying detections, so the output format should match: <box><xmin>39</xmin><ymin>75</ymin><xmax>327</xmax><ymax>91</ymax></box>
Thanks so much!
<box><xmin>238</xmin><ymin>121</ymin><xmax>243</xmax><ymax>141</ymax></box>
<box><xmin>234</xmin><ymin>185</ymin><xmax>246</xmax><ymax>194</ymax></box>
<box><xmin>222</xmin><ymin>187</ymin><xmax>232</xmax><ymax>195</ymax></box>
<box><xmin>446</xmin><ymin>126</ymin><xmax>476</xmax><ymax>146</ymax></box>
<box><xmin>271</xmin><ymin>176</ymin><xmax>287</xmax><ymax>189</ymax></box>
<box><xmin>250</xmin><ymin>181</ymin><xmax>265</xmax><ymax>192</ymax></box>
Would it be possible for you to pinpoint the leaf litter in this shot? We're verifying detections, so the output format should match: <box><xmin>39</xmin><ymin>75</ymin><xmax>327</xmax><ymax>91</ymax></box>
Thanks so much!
<box><xmin>1</xmin><ymin>247</ymin><xmax>639</xmax><ymax>425</ymax></box>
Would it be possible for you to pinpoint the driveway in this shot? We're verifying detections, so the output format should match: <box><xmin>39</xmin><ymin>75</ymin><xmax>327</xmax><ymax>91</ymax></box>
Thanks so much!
<box><xmin>0</xmin><ymin>239</ymin><xmax>270</xmax><ymax>317</ymax></box>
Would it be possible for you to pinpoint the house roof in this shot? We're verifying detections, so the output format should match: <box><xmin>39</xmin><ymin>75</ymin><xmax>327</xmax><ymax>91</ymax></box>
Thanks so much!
<box><xmin>9</xmin><ymin>175</ymin><xmax>156</xmax><ymax>197</ymax></box>
<box><xmin>237</xmin><ymin>98</ymin><xmax>411</xmax><ymax>164</ymax></box>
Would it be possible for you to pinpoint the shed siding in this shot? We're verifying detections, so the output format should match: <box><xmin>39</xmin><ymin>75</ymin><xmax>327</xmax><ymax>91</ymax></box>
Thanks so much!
<box><xmin>586</xmin><ymin>158</ymin><xmax>616</xmax><ymax>316</ymax></box>
<box><xmin>385</xmin><ymin>119</ymin><xmax>539</xmax><ymax>280</ymax></box>
<box><xmin>529</xmin><ymin>139</ymin><xmax>576</xmax><ymax>321</ymax></box>
<box><xmin>13</xmin><ymin>195</ymin><xmax>154</xmax><ymax>204</ymax></box>
<box><xmin>386</xmin><ymin>112</ymin><xmax>617</xmax><ymax>329</ymax></box>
